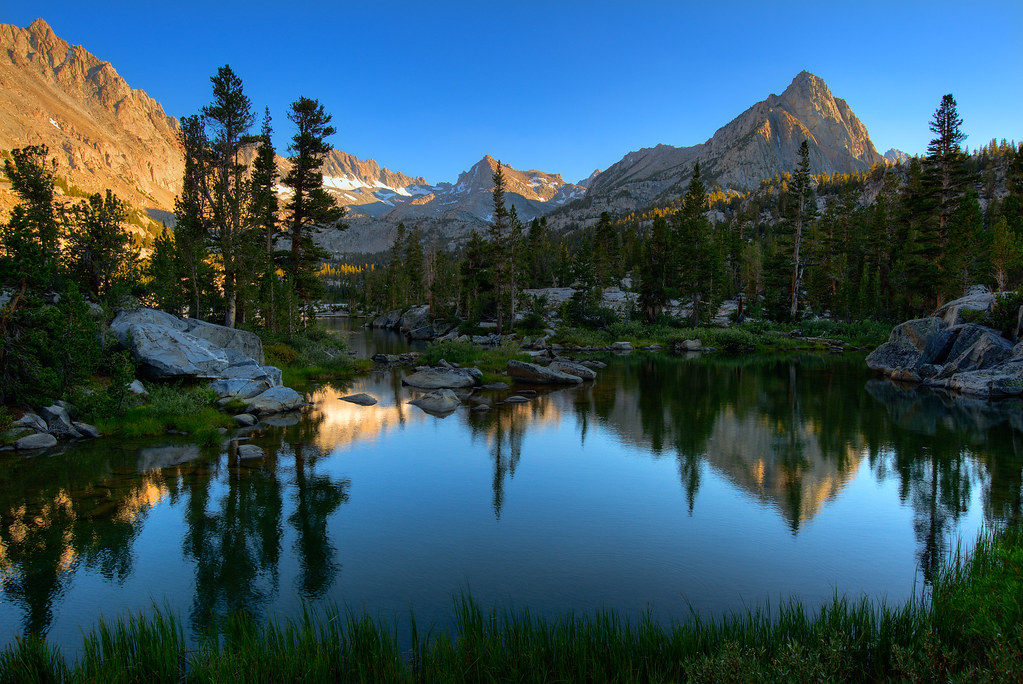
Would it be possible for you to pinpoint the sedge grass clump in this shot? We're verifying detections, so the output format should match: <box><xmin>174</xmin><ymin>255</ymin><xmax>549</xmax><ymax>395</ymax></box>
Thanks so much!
<box><xmin>92</xmin><ymin>383</ymin><xmax>231</xmax><ymax>444</ymax></box>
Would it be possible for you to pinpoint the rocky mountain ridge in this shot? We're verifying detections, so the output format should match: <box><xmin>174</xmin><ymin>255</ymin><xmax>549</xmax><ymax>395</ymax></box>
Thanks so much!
<box><xmin>551</xmin><ymin>71</ymin><xmax>885</xmax><ymax>228</ymax></box>
<box><xmin>1</xmin><ymin>19</ymin><xmax>895</xmax><ymax>257</ymax></box>
<box><xmin>0</xmin><ymin>18</ymin><xmax>182</xmax><ymax>217</ymax></box>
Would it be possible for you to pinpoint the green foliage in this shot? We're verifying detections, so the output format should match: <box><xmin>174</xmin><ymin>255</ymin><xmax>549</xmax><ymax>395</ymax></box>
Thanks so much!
<box><xmin>990</xmin><ymin>290</ymin><xmax>1023</xmax><ymax>338</ymax></box>
<box><xmin>420</xmin><ymin>340</ymin><xmax>530</xmax><ymax>374</ymax></box>
<box><xmin>0</xmin><ymin>284</ymin><xmax>100</xmax><ymax>406</ymax></box>
<box><xmin>92</xmin><ymin>383</ymin><xmax>230</xmax><ymax>446</ymax></box>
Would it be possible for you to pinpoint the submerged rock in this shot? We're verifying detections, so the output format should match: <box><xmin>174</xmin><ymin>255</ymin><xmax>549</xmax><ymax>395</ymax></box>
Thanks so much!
<box><xmin>506</xmin><ymin>360</ymin><xmax>583</xmax><ymax>385</ymax></box>
<box><xmin>340</xmin><ymin>393</ymin><xmax>378</xmax><ymax>406</ymax></box>
<box><xmin>409</xmin><ymin>388</ymin><xmax>460</xmax><ymax>415</ymax></box>
<box><xmin>402</xmin><ymin>367</ymin><xmax>482</xmax><ymax>389</ymax></box>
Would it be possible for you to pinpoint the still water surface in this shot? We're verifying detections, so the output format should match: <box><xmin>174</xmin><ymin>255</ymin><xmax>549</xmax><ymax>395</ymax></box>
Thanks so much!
<box><xmin>1</xmin><ymin>318</ymin><xmax>1021</xmax><ymax>651</ymax></box>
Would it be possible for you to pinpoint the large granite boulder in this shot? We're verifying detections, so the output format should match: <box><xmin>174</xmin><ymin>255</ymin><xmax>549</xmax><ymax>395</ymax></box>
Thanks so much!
<box><xmin>402</xmin><ymin>367</ymin><xmax>482</xmax><ymax>389</ymax></box>
<box><xmin>122</xmin><ymin>323</ymin><xmax>231</xmax><ymax>379</ymax></box>
<box><xmin>868</xmin><ymin>297</ymin><xmax>1023</xmax><ymax>398</ymax></box>
<box><xmin>16</xmin><ymin>433</ymin><xmax>58</xmax><ymax>450</ymax></box>
<box><xmin>398</xmin><ymin>305</ymin><xmax>431</xmax><ymax>333</ymax></box>
<box><xmin>111</xmin><ymin>309</ymin><xmax>263</xmax><ymax>364</ymax></box>
<box><xmin>507</xmin><ymin>360</ymin><xmax>583</xmax><ymax>385</ymax></box>
<box><xmin>372</xmin><ymin>308</ymin><xmax>403</xmax><ymax>329</ymax></box>
<box><xmin>409</xmin><ymin>388</ymin><xmax>460</xmax><ymax>415</ymax></box>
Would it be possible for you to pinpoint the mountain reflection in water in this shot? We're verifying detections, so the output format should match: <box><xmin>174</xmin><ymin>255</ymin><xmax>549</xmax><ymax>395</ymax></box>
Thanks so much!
<box><xmin>1</xmin><ymin>351</ymin><xmax>1021</xmax><ymax>652</ymax></box>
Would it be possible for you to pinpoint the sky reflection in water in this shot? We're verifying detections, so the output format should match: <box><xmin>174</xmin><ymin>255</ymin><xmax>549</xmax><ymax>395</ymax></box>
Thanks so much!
<box><xmin>1</xmin><ymin>329</ymin><xmax>1020</xmax><ymax>652</ymax></box>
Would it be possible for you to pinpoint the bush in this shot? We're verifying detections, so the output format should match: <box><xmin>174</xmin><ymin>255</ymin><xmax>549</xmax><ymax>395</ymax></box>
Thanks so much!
<box><xmin>991</xmin><ymin>291</ymin><xmax>1023</xmax><ymax>339</ymax></box>
<box><xmin>264</xmin><ymin>343</ymin><xmax>298</xmax><ymax>367</ymax></box>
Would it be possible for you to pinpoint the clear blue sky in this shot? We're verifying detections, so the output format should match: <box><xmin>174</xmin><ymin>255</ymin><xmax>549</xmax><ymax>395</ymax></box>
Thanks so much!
<box><xmin>7</xmin><ymin>1</ymin><xmax>1022</xmax><ymax>185</ymax></box>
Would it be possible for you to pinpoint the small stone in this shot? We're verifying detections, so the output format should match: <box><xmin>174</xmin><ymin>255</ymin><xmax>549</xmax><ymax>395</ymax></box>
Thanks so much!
<box><xmin>611</xmin><ymin>341</ymin><xmax>633</xmax><ymax>351</ymax></box>
<box><xmin>505</xmin><ymin>395</ymin><xmax>530</xmax><ymax>403</ymax></box>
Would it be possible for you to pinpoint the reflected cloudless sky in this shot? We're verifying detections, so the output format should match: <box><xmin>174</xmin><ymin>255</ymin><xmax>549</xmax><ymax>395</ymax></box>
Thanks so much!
<box><xmin>5</xmin><ymin>1</ymin><xmax>1022</xmax><ymax>184</ymax></box>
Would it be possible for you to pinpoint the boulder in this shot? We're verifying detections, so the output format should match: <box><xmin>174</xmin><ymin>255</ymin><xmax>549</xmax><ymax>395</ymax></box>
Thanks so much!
<box><xmin>233</xmin><ymin>413</ymin><xmax>257</xmax><ymax>426</ymax></box>
<box><xmin>182</xmin><ymin>318</ymin><xmax>264</xmax><ymax>364</ymax></box>
<box><xmin>506</xmin><ymin>360</ymin><xmax>583</xmax><ymax>385</ymax></box>
<box><xmin>244</xmin><ymin>386</ymin><xmax>305</xmax><ymax>415</ymax></box>
<box><xmin>372</xmin><ymin>308</ymin><xmax>403</xmax><ymax>329</ymax></box>
<box><xmin>208</xmin><ymin>377</ymin><xmax>272</xmax><ymax>400</ymax></box>
<box><xmin>340</xmin><ymin>393</ymin><xmax>378</xmax><ymax>406</ymax></box>
<box><xmin>13</xmin><ymin>412</ymin><xmax>47</xmax><ymax>432</ymax></box>
<box><xmin>72</xmin><ymin>422</ymin><xmax>100</xmax><ymax>438</ymax></box>
<box><xmin>398</xmin><ymin>305</ymin><xmax>431</xmax><ymax>333</ymax></box>
<box><xmin>933</xmin><ymin>286</ymin><xmax>995</xmax><ymax>326</ymax></box>
<box><xmin>402</xmin><ymin>367</ymin><xmax>482</xmax><ymax>389</ymax></box>
<box><xmin>935</xmin><ymin>325</ymin><xmax>1013</xmax><ymax>377</ymax></box>
<box><xmin>16</xmin><ymin>433</ymin><xmax>58</xmax><ymax>450</ymax></box>
<box><xmin>122</xmin><ymin>322</ymin><xmax>231</xmax><ymax>379</ymax></box>
<box><xmin>409</xmin><ymin>388</ymin><xmax>460</xmax><ymax>415</ymax></box>
<box><xmin>127</xmin><ymin>379</ymin><xmax>149</xmax><ymax>396</ymax></box>
<box><xmin>480</xmin><ymin>382</ymin><xmax>510</xmax><ymax>391</ymax></box>
<box><xmin>581</xmin><ymin>360</ymin><xmax>608</xmax><ymax>369</ymax></box>
<box><xmin>611</xmin><ymin>341</ymin><xmax>633</xmax><ymax>351</ymax></box>
<box><xmin>549</xmin><ymin>360</ymin><xmax>597</xmax><ymax>381</ymax></box>
<box><xmin>504</xmin><ymin>395</ymin><xmax>530</xmax><ymax>403</ymax></box>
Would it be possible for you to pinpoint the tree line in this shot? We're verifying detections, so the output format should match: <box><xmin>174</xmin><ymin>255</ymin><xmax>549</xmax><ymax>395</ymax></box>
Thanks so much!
<box><xmin>350</xmin><ymin>95</ymin><xmax>1022</xmax><ymax>329</ymax></box>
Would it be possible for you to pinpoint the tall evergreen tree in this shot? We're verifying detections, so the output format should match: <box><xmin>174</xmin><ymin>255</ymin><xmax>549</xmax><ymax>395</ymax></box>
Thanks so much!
<box><xmin>203</xmin><ymin>65</ymin><xmax>254</xmax><ymax>328</ymax></box>
<box><xmin>281</xmin><ymin>96</ymin><xmax>346</xmax><ymax>324</ymax></box>
<box><xmin>638</xmin><ymin>217</ymin><xmax>671</xmax><ymax>322</ymax></box>
<box><xmin>488</xmin><ymin>162</ymin><xmax>512</xmax><ymax>331</ymax></box>
<box><xmin>672</xmin><ymin>164</ymin><xmax>714</xmax><ymax>324</ymax></box>
<box><xmin>922</xmin><ymin>93</ymin><xmax>969</xmax><ymax>306</ymax></box>
<box><xmin>247</xmin><ymin>108</ymin><xmax>282</xmax><ymax>331</ymax></box>
<box><xmin>173</xmin><ymin>114</ymin><xmax>215</xmax><ymax>319</ymax></box>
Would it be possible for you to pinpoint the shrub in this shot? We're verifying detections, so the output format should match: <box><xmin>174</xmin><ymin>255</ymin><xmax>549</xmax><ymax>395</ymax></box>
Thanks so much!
<box><xmin>991</xmin><ymin>291</ymin><xmax>1023</xmax><ymax>339</ymax></box>
<box><xmin>264</xmin><ymin>343</ymin><xmax>298</xmax><ymax>367</ymax></box>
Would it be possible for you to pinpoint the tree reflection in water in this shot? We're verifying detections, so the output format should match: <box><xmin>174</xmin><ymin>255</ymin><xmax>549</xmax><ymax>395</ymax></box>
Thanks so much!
<box><xmin>2</xmin><ymin>353</ymin><xmax>1022</xmax><ymax>640</ymax></box>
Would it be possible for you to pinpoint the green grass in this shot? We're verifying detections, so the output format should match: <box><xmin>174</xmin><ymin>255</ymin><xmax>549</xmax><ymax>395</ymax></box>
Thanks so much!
<box><xmin>3</xmin><ymin>522</ymin><xmax>1019</xmax><ymax>682</ymax></box>
<box><xmin>420</xmin><ymin>340</ymin><xmax>532</xmax><ymax>376</ymax></box>
<box><xmin>92</xmin><ymin>383</ymin><xmax>233</xmax><ymax>446</ymax></box>
<box><xmin>260</xmin><ymin>325</ymin><xmax>363</xmax><ymax>390</ymax></box>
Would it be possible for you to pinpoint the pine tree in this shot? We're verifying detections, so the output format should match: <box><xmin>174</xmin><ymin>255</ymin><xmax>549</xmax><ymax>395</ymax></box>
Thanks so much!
<box><xmin>0</xmin><ymin>146</ymin><xmax>61</xmax><ymax>291</ymax></box>
<box><xmin>488</xmin><ymin>162</ymin><xmax>511</xmax><ymax>331</ymax></box>
<box><xmin>991</xmin><ymin>216</ymin><xmax>1022</xmax><ymax>292</ymax></box>
<box><xmin>638</xmin><ymin>217</ymin><xmax>671</xmax><ymax>322</ymax></box>
<box><xmin>66</xmin><ymin>189</ymin><xmax>138</xmax><ymax>302</ymax></box>
<box><xmin>203</xmin><ymin>65</ymin><xmax>254</xmax><ymax>328</ymax></box>
<box><xmin>405</xmin><ymin>225</ymin><xmax>425</xmax><ymax>304</ymax></box>
<box><xmin>281</xmin><ymin>96</ymin><xmax>346</xmax><ymax>325</ymax></box>
<box><xmin>785</xmin><ymin>141</ymin><xmax>818</xmax><ymax>320</ymax></box>
<box><xmin>922</xmin><ymin>93</ymin><xmax>970</xmax><ymax>306</ymax></box>
<box><xmin>176</xmin><ymin>116</ymin><xmax>220</xmax><ymax>319</ymax></box>
<box><xmin>672</xmin><ymin>164</ymin><xmax>714</xmax><ymax>324</ymax></box>
<box><xmin>247</xmin><ymin>108</ymin><xmax>281</xmax><ymax>331</ymax></box>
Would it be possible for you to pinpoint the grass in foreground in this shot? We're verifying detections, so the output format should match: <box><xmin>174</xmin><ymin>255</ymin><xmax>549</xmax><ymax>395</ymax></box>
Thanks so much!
<box><xmin>2</xmin><ymin>522</ymin><xmax>1020</xmax><ymax>682</ymax></box>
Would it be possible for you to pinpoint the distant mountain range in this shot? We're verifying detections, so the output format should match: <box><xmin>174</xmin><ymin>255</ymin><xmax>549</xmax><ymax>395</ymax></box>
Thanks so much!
<box><xmin>0</xmin><ymin>18</ymin><xmax>901</xmax><ymax>254</ymax></box>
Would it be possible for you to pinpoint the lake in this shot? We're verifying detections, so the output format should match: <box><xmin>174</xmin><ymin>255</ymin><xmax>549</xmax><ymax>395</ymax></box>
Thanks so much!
<box><xmin>1</xmin><ymin>318</ymin><xmax>1020</xmax><ymax>652</ymax></box>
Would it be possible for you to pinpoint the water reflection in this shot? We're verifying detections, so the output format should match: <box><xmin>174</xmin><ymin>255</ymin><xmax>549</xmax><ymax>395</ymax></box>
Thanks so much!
<box><xmin>1</xmin><ymin>350</ymin><xmax>1022</xmax><ymax>647</ymax></box>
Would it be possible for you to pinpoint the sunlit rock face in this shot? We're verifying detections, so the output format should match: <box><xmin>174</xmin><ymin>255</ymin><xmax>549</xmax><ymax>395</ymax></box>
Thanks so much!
<box><xmin>0</xmin><ymin>19</ymin><xmax>182</xmax><ymax>216</ymax></box>
<box><xmin>552</xmin><ymin>71</ymin><xmax>884</xmax><ymax>228</ymax></box>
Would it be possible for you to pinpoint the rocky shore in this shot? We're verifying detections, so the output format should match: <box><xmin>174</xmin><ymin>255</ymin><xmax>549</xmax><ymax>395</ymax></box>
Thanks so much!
<box><xmin>866</xmin><ymin>286</ymin><xmax>1023</xmax><ymax>399</ymax></box>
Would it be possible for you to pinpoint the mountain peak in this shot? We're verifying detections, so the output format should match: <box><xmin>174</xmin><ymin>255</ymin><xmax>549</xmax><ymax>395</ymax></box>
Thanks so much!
<box><xmin>779</xmin><ymin>70</ymin><xmax>833</xmax><ymax>105</ymax></box>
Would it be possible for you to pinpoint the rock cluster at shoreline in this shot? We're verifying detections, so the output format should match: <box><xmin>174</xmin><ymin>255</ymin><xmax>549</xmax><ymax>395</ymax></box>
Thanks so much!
<box><xmin>867</xmin><ymin>286</ymin><xmax>1023</xmax><ymax>399</ymax></box>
